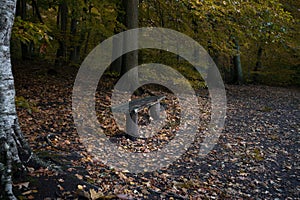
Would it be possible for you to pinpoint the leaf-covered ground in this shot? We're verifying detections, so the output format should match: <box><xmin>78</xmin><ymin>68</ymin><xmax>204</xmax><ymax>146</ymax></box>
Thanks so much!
<box><xmin>13</xmin><ymin>62</ymin><xmax>299</xmax><ymax>199</ymax></box>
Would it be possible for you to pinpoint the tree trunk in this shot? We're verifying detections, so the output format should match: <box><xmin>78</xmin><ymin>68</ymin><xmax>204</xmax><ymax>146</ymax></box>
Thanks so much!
<box><xmin>55</xmin><ymin>0</ymin><xmax>68</xmax><ymax>66</ymax></box>
<box><xmin>69</xmin><ymin>11</ymin><xmax>82</xmax><ymax>64</ymax></box>
<box><xmin>253</xmin><ymin>46</ymin><xmax>263</xmax><ymax>83</ymax></box>
<box><xmin>83</xmin><ymin>1</ymin><xmax>92</xmax><ymax>55</ymax></box>
<box><xmin>0</xmin><ymin>1</ymin><xmax>35</xmax><ymax>199</ymax></box>
<box><xmin>110</xmin><ymin>1</ymin><xmax>126</xmax><ymax>74</ymax></box>
<box><xmin>16</xmin><ymin>0</ymin><xmax>31</xmax><ymax>60</ymax></box>
<box><xmin>111</xmin><ymin>34</ymin><xmax>123</xmax><ymax>74</ymax></box>
<box><xmin>31</xmin><ymin>0</ymin><xmax>44</xmax><ymax>24</ymax></box>
<box><xmin>233</xmin><ymin>37</ymin><xmax>243</xmax><ymax>84</ymax></box>
<box><xmin>120</xmin><ymin>0</ymin><xmax>139</xmax><ymax>92</ymax></box>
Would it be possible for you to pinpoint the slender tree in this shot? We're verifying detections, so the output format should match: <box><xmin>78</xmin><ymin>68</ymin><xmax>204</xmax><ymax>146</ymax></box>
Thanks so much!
<box><xmin>118</xmin><ymin>0</ymin><xmax>139</xmax><ymax>91</ymax></box>
<box><xmin>16</xmin><ymin>0</ymin><xmax>29</xmax><ymax>60</ymax></box>
<box><xmin>110</xmin><ymin>1</ymin><xmax>126</xmax><ymax>74</ymax></box>
<box><xmin>55</xmin><ymin>0</ymin><xmax>68</xmax><ymax>66</ymax></box>
<box><xmin>121</xmin><ymin>0</ymin><xmax>139</xmax><ymax>75</ymax></box>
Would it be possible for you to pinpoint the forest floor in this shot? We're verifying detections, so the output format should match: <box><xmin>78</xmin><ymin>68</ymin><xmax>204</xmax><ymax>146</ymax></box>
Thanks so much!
<box><xmin>12</xmin><ymin>61</ymin><xmax>299</xmax><ymax>200</ymax></box>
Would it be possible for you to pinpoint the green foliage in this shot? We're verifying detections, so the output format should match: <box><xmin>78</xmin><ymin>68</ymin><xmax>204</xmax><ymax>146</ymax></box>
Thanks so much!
<box><xmin>12</xmin><ymin>17</ymin><xmax>51</xmax><ymax>45</ymax></box>
<box><xmin>104</xmin><ymin>70</ymin><xmax>120</xmax><ymax>78</ymax></box>
<box><xmin>176</xmin><ymin>66</ymin><xmax>207</xmax><ymax>89</ymax></box>
<box><xmin>15</xmin><ymin>96</ymin><xmax>39</xmax><ymax>114</ymax></box>
<box><xmin>261</xmin><ymin>106</ymin><xmax>273</xmax><ymax>112</ymax></box>
<box><xmin>9</xmin><ymin>0</ymin><xmax>299</xmax><ymax>86</ymax></box>
<box><xmin>252</xmin><ymin>148</ymin><xmax>264</xmax><ymax>161</ymax></box>
<box><xmin>251</xmin><ymin>67</ymin><xmax>297</xmax><ymax>86</ymax></box>
<box><xmin>187</xmin><ymin>0</ymin><xmax>293</xmax><ymax>50</ymax></box>
<box><xmin>140</xmin><ymin>49</ymin><xmax>206</xmax><ymax>89</ymax></box>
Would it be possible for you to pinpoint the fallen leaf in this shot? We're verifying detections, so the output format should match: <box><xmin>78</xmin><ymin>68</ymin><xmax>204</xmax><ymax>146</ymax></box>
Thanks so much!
<box><xmin>75</xmin><ymin>174</ymin><xmax>83</xmax><ymax>180</ymax></box>
<box><xmin>77</xmin><ymin>185</ymin><xmax>84</xmax><ymax>190</ymax></box>
<box><xmin>90</xmin><ymin>188</ymin><xmax>104</xmax><ymax>200</ymax></box>
<box><xmin>14</xmin><ymin>182</ymin><xmax>30</xmax><ymax>189</ymax></box>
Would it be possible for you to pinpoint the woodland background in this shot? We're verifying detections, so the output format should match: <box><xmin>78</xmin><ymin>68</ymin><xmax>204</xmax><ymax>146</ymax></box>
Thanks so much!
<box><xmin>11</xmin><ymin>0</ymin><xmax>300</xmax><ymax>86</ymax></box>
<box><xmin>1</xmin><ymin>0</ymin><xmax>299</xmax><ymax>199</ymax></box>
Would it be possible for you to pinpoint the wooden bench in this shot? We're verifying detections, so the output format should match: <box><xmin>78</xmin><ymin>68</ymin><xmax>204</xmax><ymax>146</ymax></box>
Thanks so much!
<box><xmin>111</xmin><ymin>95</ymin><xmax>166</xmax><ymax>139</ymax></box>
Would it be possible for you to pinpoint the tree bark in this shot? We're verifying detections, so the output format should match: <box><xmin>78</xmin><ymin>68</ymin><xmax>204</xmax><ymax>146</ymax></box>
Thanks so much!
<box><xmin>111</xmin><ymin>34</ymin><xmax>123</xmax><ymax>74</ymax></box>
<box><xmin>110</xmin><ymin>1</ymin><xmax>126</xmax><ymax>74</ymax></box>
<box><xmin>69</xmin><ymin>10</ymin><xmax>82</xmax><ymax>64</ymax></box>
<box><xmin>233</xmin><ymin>37</ymin><xmax>243</xmax><ymax>84</ymax></box>
<box><xmin>16</xmin><ymin>0</ymin><xmax>31</xmax><ymax>60</ymax></box>
<box><xmin>31</xmin><ymin>0</ymin><xmax>44</xmax><ymax>24</ymax></box>
<box><xmin>83</xmin><ymin>2</ymin><xmax>92</xmax><ymax>55</ymax></box>
<box><xmin>253</xmin><ymin>46</ymin><xmax>263</xmax><ymax>83</ymax></box>
<box><xmin>0</xmin><ymin>1</ymin><xmax>34</xmax><ymax>199</ymax></box>
<box><xmin>120</xmin><ymin>0</ymin><xmax>139</xmax><ymax>92</ymax></box>
<box><xmin>55</xmin><ymin>0</ymin><xmax>68</xmax><ymax>66</ymax></box>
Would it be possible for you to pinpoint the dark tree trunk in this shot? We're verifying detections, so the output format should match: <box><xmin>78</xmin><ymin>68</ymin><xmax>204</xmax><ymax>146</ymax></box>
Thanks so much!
<box><xmin>111</xmin><ymin>34</ymin><xmax>123</xmax><ymax>74</ymax></box>
<box><xmin>110</xmin><ymin>1</ymin><xmax>126</xmax><ymax>74</ymax></box>
<box><xmin>69</xmin><ymin>10</ymin><xmax>81</xmax><ymax>64</ymax></box>
<box><xmin>81</xmin><ymin>0</ymin><xmax>92</xmax><ymax>55</ymax></box>
<box><xmin>119</xmin><ymin>0</ymin><xmax>139</xmax><ymax>92</ymax></box>
<box><xmin>55</xmin><ymin>0</ymin><xmax>68</xmax><ymax>66</ymax></box>
<box><xmin>121</xmin><ymin>0</ymin><xmax>139</xmax><ymax>75</ymax></box>
<box><xmin>83</xmin><ymin>3</ymin><xmax>92</xmax><ymax>55</ymax></box>
<box><xmin>31</xmin><ymin>0</ymin><xmax>44</xmax><ymax>24</ymax></box>
<box><xmin>16</xmin><ymin>0</ymin><xmax>31</xmax><ymax>60</ymax></box>
<box><xmin>253</xmin><ymin>46</ymin><xmax>263</xmax><ymax>83</ymax></box>
<box><xmin>232</xmin><ymin>37</ymin><xmax>243</xmax><ymax>84</ymax></box>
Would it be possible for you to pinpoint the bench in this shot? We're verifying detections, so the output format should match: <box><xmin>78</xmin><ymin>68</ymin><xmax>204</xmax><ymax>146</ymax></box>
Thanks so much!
<box><xmin>111</xmin><ymin>95</ymin><xmax>166</xmax><ymax>139</ymax></box>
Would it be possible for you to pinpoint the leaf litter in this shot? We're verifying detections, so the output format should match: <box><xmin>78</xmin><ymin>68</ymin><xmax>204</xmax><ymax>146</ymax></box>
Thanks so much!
<box><xmin>13</xmin><ymin>63</ymin><xmax>299</xmax><ymax>199</ymax></box>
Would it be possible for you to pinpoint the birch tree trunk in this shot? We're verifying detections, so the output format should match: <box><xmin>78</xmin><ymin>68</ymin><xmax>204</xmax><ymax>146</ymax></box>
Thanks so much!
<box><xmin>0</xmin><ymin>0</ymin><xmax>34</xmax><ymax>199</ymax></box>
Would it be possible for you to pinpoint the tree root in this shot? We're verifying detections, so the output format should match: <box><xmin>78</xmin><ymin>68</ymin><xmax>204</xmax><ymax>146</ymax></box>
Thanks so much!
<box><xmin>1</xmin><ymin>142</ymin><xmax>17</xmax><ymax>200</ymax></box>
<box><xmin>45</xmin><ymin>133</ymin><xmax>68</xmax><ymax>151</ymax></box>
<box><xmin>0</xmin><ymin>119</ymin><xmax>59</xmax><ymax>199</ymax></box>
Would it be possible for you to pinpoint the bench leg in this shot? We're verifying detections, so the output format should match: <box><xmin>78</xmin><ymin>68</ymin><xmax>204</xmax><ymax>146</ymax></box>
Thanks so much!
<box><xmin>150</xmin><ymin>103</ymin><xmax>160</xmax><ymax>120</ymax></box>
<box><xmin>126</xmin><ymin>111</ymin><xmax>138</xmax><ymax>138</ymax></box>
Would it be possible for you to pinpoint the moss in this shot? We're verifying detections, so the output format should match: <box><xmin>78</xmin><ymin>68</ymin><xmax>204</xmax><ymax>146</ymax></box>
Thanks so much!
<box><xmin>261</xmin><ymin>106</ymin><xmax>273</xmax><ymax>112</ymax></box>
<box><xmin>252</xmin><ymin>148</ymin><xmax>264</xmax><ymax>161</ymax></box>
<box><xmin>269</xmin><ymin>134</ymin><xmax>279</xmax><ymax>141</ymax></box>
<box><xmin>15</xmin><ymin>96</ymin><xmax>39</xmax><ymax>113</ymax></box>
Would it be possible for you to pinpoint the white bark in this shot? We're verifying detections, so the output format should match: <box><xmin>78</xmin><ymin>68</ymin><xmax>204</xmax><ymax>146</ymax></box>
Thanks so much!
<box><xmin>0</xmin><ymin>0</ymin><xmax>32</xmax><ymax>199</ymax></box>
